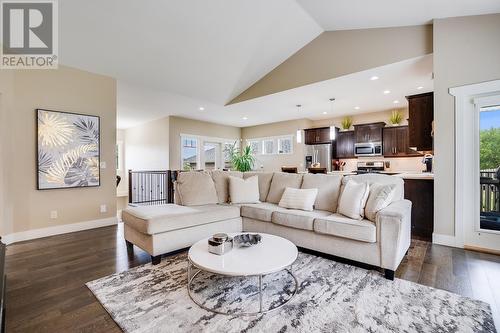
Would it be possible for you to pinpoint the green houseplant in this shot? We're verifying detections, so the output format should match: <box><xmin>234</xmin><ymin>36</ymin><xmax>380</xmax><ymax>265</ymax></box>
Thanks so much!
<box><xmin>227</xmin><ymin>143</ymin><xmax>255</xmax><ymax>172</ymax></box>
<box><xmin>389</xmin><ymin>110</ymin><xmax>403</xmax><ymax>126</ymax></box>
<box><xmin>341</xmin><ymin>116</ymin><xmax>353</xmax><ymax>131</ymax></box>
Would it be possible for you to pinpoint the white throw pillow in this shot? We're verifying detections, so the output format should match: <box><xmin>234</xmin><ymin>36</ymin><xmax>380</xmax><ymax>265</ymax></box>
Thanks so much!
<box><xmin>278</xmin><ymin>187</ymin><xmax>318</xmax><ymax>212</ymax></box>
<box><xmin>337</xmin><ymin>180</ymin><xmax>370</xmax><ymax>220</ymax></box>
<box><xmin>364</xmin><ymin>183</ymin><xmax>396</xmax><ymax>222</ymax></box>
<box><xmin>229</xmin><ymin>176</ymin><xmax>260</xmax><ymax>204</ymax></box>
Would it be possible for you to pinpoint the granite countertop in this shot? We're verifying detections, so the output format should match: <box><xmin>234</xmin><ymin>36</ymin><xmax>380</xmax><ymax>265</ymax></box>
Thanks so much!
<box><xmin>392</xmin><ymin>172</ymin><xmax>434</xmax><ymax>180</ymax></box>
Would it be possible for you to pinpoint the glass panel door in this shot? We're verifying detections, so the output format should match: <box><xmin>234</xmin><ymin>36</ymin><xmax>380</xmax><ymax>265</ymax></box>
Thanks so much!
<box><xmin>203</xmin><ymin>142</ymin><xmax>220</xmax><ymax>171</ymax></box>
<box><xmin>181</xmin><ymin>136</ymin><xmax>198</xmax><ymax>170</ymax></box>
<box><xmin>479</xmin><ymin>105</ymin><xmax>500</xmax><ymax>232</ymax></box>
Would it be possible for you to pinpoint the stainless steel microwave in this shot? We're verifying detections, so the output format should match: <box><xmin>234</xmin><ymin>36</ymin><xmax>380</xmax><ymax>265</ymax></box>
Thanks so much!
<box><xmin>354</xmin><ymin>142</ymin><xmax>383</xmax><ymax>157</ymax></box>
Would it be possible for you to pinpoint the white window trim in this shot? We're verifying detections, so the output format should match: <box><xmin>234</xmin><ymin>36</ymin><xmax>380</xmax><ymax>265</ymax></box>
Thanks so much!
<box><xmin>116</xmin><ymin>140</ymin><xmax>124</xmax><ymax>171</ymax></box>
<box><xmin>246</xmin><ymin>134</ymin><xmax>294</xmax><ymax>156</ymax></box>
<box><xmin>180</xmin><ymin>134</ymin><xmax>239</xmax><ymax>170</ymax></box>
<box><xmin>450</xmin><ymin>79</ymin><xmax>500</xmax><ymax>251</ymax></box>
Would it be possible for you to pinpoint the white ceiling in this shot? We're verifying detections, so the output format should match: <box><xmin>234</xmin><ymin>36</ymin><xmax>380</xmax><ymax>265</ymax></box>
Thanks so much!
<box><xmin>59</xmin><ymin>0</ymin><xmax>322</xmax><ymax>105</ymax></box>
<box><xmin>296</xmin><ymin>0</ymin><xmax>500</xmax><ymax>30</ymax></box>
<box><xmin>58</xmin><ymin>1</ymin><xmax>498</xmax><ymax>129</ymax></box>
<box><xmin>118</xmin><ymin>55</ymin><xmax>433</xmax><ymax>128</ymax></box>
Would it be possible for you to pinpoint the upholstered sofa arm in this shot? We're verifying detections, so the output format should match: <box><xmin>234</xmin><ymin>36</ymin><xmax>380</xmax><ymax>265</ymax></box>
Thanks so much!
<box><xmin>376</xmin><ymin>199</ymin><xmax>412</xmax><ymax>271</ymax></box>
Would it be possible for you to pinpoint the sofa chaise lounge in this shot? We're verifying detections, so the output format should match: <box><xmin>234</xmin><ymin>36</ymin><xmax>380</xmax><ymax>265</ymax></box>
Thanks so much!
<box><xmin>122</xmin><ymin>171</ymin><xmax>412</xmax><ymax>279</ymax></box>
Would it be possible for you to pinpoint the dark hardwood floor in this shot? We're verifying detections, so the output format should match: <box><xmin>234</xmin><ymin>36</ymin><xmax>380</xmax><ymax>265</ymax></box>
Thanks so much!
<box><xmin>5</xmin><ymin>224</ymin><xmax>500</xmax><ymax>332</ymax></box>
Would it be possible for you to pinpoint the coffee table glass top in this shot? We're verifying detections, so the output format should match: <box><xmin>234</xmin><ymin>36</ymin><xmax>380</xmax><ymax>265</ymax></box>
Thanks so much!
<box><xmin>188</xmin><ymin>233</ymin><xmax>298</xmax><ymax>276</ymax></box>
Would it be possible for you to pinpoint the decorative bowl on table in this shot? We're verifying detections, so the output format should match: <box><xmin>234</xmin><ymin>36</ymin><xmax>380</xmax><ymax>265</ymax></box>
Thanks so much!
<box><xmin>234</xmin><ymin>233</ymin><xmax>262</xmax><ymax>247</ymax></box>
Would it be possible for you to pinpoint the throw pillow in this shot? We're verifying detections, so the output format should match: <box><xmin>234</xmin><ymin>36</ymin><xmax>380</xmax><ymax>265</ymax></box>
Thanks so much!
<box><xmin>229</xmin><ymin>176</ymin><xmax>260</xmax><ymax>204</ymax></box>
<box><xmin>364</xmin><ymin>183</ymin><xmax>396</xmax><ymax>222</ymax></box>
<box><xmin>175</xmin><ymin>171</ymin><xmax>218</xmax><ymax>206</ymax></box>
<box><xmin>337</xmin><ymin>180</ymin><xmax>370</xmax><ymax>220</ymax></box>
<box><xmin>211</xmin><ymin>170</ymin><xmax>243</xmax><ymax>203</ymax></box>
<box><xmin>278</xmin><ymin>187</ymin><xmax>318</xmax><ymax>211</ymax></box>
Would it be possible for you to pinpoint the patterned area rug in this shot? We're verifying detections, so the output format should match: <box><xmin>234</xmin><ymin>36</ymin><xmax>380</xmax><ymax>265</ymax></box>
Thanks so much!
<box><xmin>86</xmin><ymin>252</ymin><xmax>496</xmax><ymax>333</ymax></box>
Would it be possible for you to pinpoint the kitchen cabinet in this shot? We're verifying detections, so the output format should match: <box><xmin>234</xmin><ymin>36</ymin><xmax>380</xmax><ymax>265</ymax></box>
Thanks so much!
<box><xmin>383</xmin><ymin>126</ymin><xmax>421</xmax><ymax>157</ymax></box>
<box><xmin>406</xmin><ymin>92</ymin><xmax>433</xmax><ymax>151</ymax></box>
<box><xmin>304</xmin><ymin>127</ymin><xmax>331</xmax><ymax>145</ymax></box>
<box><xmin>353</xmin><ymin>122</ymin><xmax>385</xmax><ymax>143</ymax></box>
<box><xmin>404</xmin><ymin>178</ymin><xmax>434</xmax><ymax>241</ymax></box>
<box><xmin>335</xmin><ymin>130</ymin><xmax>355</xmax><ymax>158</ymax></box>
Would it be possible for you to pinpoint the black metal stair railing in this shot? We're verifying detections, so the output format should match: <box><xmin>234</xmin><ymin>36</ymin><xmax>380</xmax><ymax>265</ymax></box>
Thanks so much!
<box><xmin>128</xmin><ymin>170</ymin><xmax>175</xmax><ymax>205</ymax></box>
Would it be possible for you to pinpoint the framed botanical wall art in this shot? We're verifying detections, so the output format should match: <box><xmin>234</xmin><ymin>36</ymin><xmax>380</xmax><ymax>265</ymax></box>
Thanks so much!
<box><xmin>37</xmin><ymin>109</ymin><xmax>100</xmax><ymax>190</ymax></box>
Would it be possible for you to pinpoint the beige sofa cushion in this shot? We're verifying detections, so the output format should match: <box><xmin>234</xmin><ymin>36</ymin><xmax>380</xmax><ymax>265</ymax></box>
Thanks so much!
<box><xmin>229</xmin><ymin>176</ymin><xmax>260</xmax><ymax>204</ymax></box>
<box><xmin>122</xmin><ymin>204</ymin><xmax>240</xmax><ymax>235</ymax></box>
<box><xmin>301</xmin><ymin>174</ymin><xmax>342</xmax><ymax>212</ymax></box>
<box><xmin>343</xmin><ymin>174</ymin><xmax>404</xmax><ymax>201</ymax></box>
<box><xmin>266</xmin><ymin>172</ymin><xmax>303</xmax><ymax>204</ymax></box>
<box><xmin>337</xmin><ymin>180</ymin><xmax>369</xmax><ymax>220</ymax></box>
<box><xmin>314</xmin><ymin>213</ymin><xmax>376</xmax><ymax>243</ymax></box>
<box><xmin>211</xmin><ymin>170</ymin><xmax>243</xmax><ymax>203</ymax></box>
<box><xmin>364</xmin><ymin>183</ymin><xmax>396</xmax><ymax>222</ymax></box>
<box><xmin>278</xmin><ymin>187</ymin><xmax>318</xmax><ymax>211</ymax></box>
<box><xmin>175</xmin><ymin>171</ymin><xmax>218</xmax><ymax>206</ymax></box>
<box><xmin>272</xmin><ymin>209</ymin><xmax>330</xmax><ymax>231</ymax></box>
<box><xmin>244</xmin><ymin>172</ymin><xmax>274</xmax><ymax>202</ymax></box>
<box><xmin>240</xmin><ymin>202</ymin><xmax>284</xmax><ymax>222</ymax></box>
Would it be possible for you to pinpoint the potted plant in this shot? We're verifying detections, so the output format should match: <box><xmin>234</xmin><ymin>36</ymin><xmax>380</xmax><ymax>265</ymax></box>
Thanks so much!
<box><xmin>340</xmin><ymin>116</ymin><xmax>353</xmax><ymax>131</ymax></box>
<box><xmin>389</xmin><ymin>110</ymin><xmax>403</xmax><ymax>126</ymax></box>
<box><xmin>227</xmin><ymin>143</ymin><xmax>255</xmax><ymax>172</ymax></box>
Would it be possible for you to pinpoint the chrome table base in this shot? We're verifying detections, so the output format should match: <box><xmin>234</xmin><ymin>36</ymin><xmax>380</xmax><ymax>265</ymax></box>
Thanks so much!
<box><xmin>187</xmin><ymin>259</ymin><xmax>298</xmax><ymax>316</ymax></box>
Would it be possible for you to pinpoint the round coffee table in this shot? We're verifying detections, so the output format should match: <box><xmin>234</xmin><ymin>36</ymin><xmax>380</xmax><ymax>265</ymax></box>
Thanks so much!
<box><xmin>187</xmin><ymin>233</ymin><xmax>298</xmax><ymax>316</ymax></box>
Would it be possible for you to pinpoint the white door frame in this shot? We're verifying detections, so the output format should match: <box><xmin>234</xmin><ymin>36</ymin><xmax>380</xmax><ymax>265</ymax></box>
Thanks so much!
<box><xmin>450</xmin><ymin>79</ymin><xmax>500</xmax><ymax>251</ymax></box>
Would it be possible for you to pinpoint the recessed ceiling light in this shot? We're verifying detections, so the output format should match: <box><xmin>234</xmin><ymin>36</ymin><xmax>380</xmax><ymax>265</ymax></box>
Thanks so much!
<box><xmin>370</xmin><ymin>76</ymin><xmax>379</xmax><ymax>81</ymax></box>
<box><xmin>383</xmin><ymin>90</ymin><xmax>391</xmax><ymax>94</ymax></box>
<box><xmin>354</xmin><ymin>106</ymin><xmax>360</xmax><ymax>110</ymax></box>
<box><xmin>242</xmin><ymin>116</ymin><xmax>248</xmax><ymax>120</ymax></box>
<box><xmin>417</xmin><ymin>86</ymin><xmax>424</xmax><ymax>90</ymax></box>
<box><xmin>322</xmin><ymin>111</ymin><xmax>327</xmax><ymax>115</ymax></box>
<box><xmin>199</xmin><ymin>106</ymin><xmax>205</xmax><ymax>111</ymax></box>
<box><xmin>393</xmin><ymin>100</ymin><xmax>400</xmax><ymax>104</ymax></box>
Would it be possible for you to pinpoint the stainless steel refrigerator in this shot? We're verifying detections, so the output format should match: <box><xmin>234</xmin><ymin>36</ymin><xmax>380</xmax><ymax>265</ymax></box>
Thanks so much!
<box><xmin>305</xmin><ymin>144</ymin><xmax>332</xmax><ymax>172</ymax></box>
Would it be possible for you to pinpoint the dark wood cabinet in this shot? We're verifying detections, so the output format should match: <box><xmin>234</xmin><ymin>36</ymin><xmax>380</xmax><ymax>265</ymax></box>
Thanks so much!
<box><xmin>304</xmin><ymin>127</ymin><xmax>331</xmax><ymax>145</ymax></box>
<box><xmin>404</xmin><ymin>179</ymin><xmax>434</xmax><ymax>241</ymax></box>
<box><xmin>383</xmin><ymin>126</ymin><xmax>421</xmax><ymax>157</ymax></box>
<box><xmin>335</xmin><ymin>130</ymin><xmax>355</xmax><ymax>158</ymax></box>
<box><xmin>406</xmin><ymin>92</ymin><xmax>433</xmax><ymax>151</ymax></box>
<box><xmin>353</xmin><ymin>122</ymin><xmax>384</xmax><ymax>143</ymax></box>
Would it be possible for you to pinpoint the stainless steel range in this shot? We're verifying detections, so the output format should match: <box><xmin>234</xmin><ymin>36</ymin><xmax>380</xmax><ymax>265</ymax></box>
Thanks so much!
<box><xmin>356</xmin><ymin>161</ymin><xmax>385</xmax><ymax>174</ymax></box>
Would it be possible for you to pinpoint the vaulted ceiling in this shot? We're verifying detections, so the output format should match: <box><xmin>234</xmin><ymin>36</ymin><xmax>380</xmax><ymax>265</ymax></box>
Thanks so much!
<box><xmin>57</xmin><ymin>1</ymin><xmax>500</xmax><ymax>128</ymax></box>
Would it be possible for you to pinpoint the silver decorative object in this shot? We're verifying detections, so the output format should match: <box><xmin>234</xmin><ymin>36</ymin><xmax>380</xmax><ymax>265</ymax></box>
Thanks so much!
<box><xmin>234</xmin><ymin>233</ymin><xmax>262</xmax><ymax>247</ymax></box>
<box><xmin>208</xmin><ymin>233</ymin><xmax>233</xmax><ymax>255</ymax></box>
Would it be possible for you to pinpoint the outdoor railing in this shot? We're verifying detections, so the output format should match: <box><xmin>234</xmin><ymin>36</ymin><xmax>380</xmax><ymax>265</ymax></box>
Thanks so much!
<box><xmin>480</xmin><ymin>169</ymin><xmax>500</xmax><ymax>213</ymax></box>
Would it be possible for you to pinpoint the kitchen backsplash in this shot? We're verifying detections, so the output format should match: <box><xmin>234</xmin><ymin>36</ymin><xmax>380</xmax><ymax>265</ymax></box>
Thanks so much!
<box><xmin>340</xmin><ymin>156</ymin><xmax>425</xmax><ymax>172</ymax></box>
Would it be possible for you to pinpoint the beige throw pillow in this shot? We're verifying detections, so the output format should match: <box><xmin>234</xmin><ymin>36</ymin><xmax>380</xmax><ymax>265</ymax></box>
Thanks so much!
<box><xmin>175</xmin><ymin>171</ymin><xmax>218</xmax><ymax>206</ymax></box>
<box><xmin>337</xmin><ymin>180</ymin><xmax>370</xmax><ymax>220</ymax></box>
<box><xmin>364</xmin><ymin>183</ymin><xmax>396</xmax><ymax>222</ymax></box>
<box><xmin>229</xmin><ymin>176</ymin><xmax>260</xmax><ymax>204</ymax></box>
<box><xmin>211</xmin><ymin>170</ymin><xmax>243</xmax><ymax>203</ymax></box>
<box><xmin>266</xmin><ymin>172</ymin><xmax>303</xmax><ymax>203</ymax></box>
<box><xmin>278</xmin><ymin>187</ymin><xmax>318</xmax><ymax>212</ymax></box>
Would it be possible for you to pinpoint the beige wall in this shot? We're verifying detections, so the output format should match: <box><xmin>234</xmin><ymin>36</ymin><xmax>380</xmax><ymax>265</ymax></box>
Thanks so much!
<box><xmin>125</xmin><ymin>117</ymin><xmax>170</xmax><ymax>171</ymax></box>
<box><xmin>433</xmin><ymin>13</ymin><xmax>500</xmax><ymax>236</ymax></box>
<box><xmin>241</xmin><ymin>119</ymin><xmax>313</xmax><ymax>172</ymax></box>
<box><xmin>230</xmin><ymin>25</ymin><xmax>432</xmax><ymax>104</ymax></box>
<box><xmin>169</xmin><ymin>116</ymin><xmax>241</xmax><ymax>169</ymax></box>
<box><xmin>0</xmin><ymin>66</ymin><xmax>116</xmax><ymax>235</ymax></box>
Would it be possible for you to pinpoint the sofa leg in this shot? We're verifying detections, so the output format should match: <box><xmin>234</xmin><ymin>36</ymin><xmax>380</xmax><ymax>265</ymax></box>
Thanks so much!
<box><xmin>151</xmin><ymin>255</ymin><xmax>161</xmax><ymax>265</ymax></box>
<box><xmin>125</xmin><ymin>240</ymin><xmax>134</xmax><ymax>253</ymax></box>
<box><xmin>384</xmin><ymin>269</ymin><xmax>395</xmax><ymax>280</ymax></box>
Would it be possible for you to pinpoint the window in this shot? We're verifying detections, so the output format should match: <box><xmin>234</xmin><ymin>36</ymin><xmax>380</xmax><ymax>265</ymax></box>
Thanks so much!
<box><xmin>180</xmin><ymin>135</ymin><xmax>239</xmax><ymax>170</ymax></box>
<box><xmin>181</xmin><ymin>136</ymin><xmax>198</xmax><ymax>170</ymax></box>
<box><xmin>278</xmin><ymin>137</ymin><xmax>292</xmax><ymax>154</ymax></box>
<box><xmin>263</xmin><ymin>139</ymin><xmax>274</xmax><ymax>155</ymax></box>
<box><xmin>247</xmin><ymin>135</ymin><xmax>294</xmax><ymax>156</ymax></box>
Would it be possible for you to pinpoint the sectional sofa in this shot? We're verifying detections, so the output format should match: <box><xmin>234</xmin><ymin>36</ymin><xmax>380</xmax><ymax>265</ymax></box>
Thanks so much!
<box><xmin>122</xmin><ymin>170</ymin><xmax>412</xmax><ymax>279</ymax></box>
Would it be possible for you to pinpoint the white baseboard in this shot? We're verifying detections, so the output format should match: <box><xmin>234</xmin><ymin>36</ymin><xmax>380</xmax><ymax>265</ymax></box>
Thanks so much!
<box><xmin>432</xmin><ymin>233</ymin><xmax>460</xmax><ymax>248</ymax></box>
<box><xmin>2</xmin><ymin>216</ymin><xmax>118</xmax><ymax>245</ymax></box>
